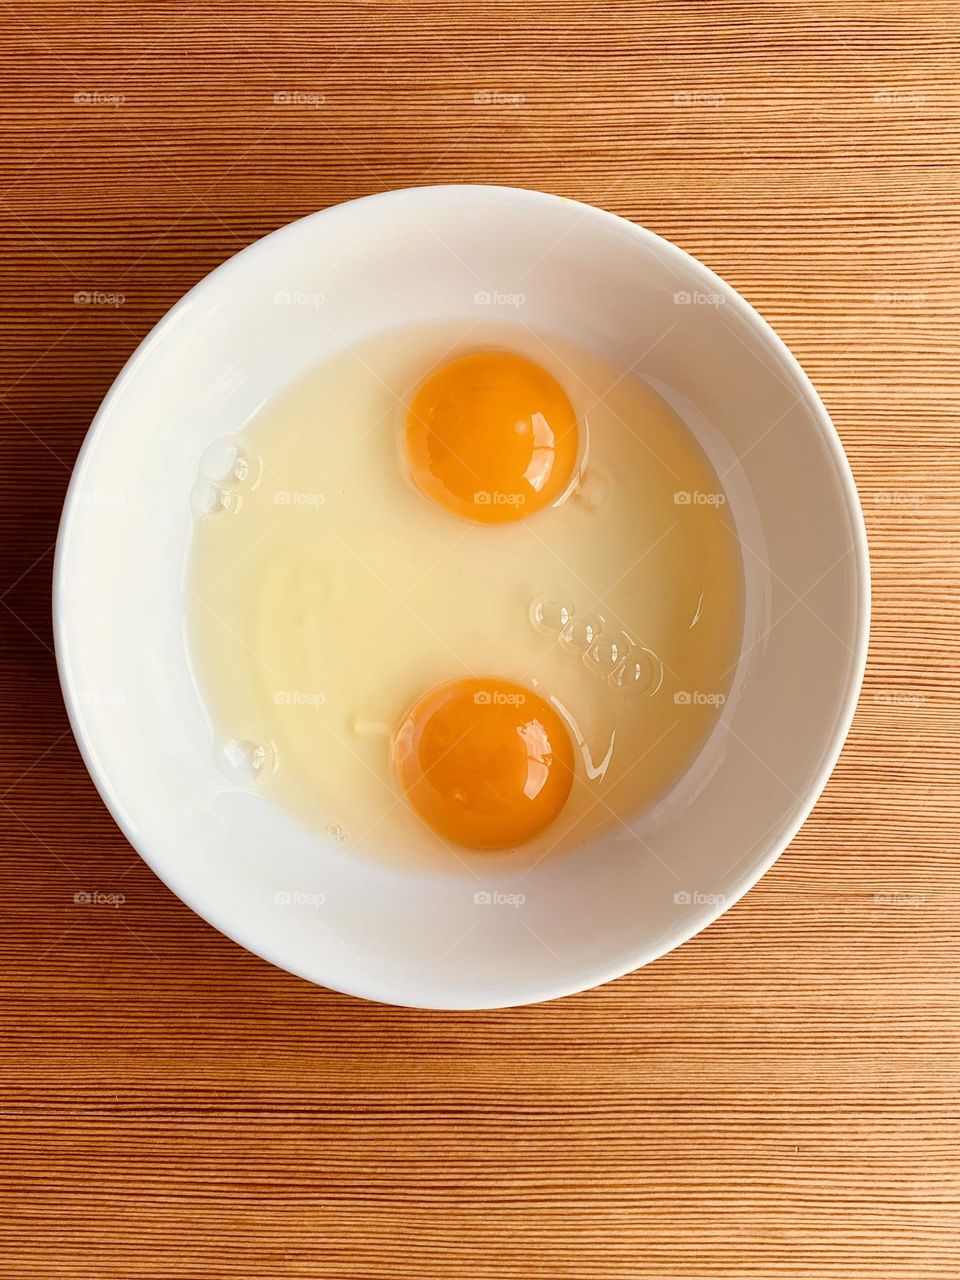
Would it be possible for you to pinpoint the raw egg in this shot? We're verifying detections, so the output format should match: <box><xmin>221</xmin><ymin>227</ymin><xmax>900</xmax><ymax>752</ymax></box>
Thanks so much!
<box><xmin>393</xmin><ymin>676</ymin><xmax>575</xmax><ymax>849</ymax></box>
<box><xmin>187</xmin><ymin>324</ymin><xmax>744</xmax><ymax>869</ymax></box>
<box><xmin>405</xmin><ymin>351</ymin><xmax>579</xmax><ymax>523</ymax></box>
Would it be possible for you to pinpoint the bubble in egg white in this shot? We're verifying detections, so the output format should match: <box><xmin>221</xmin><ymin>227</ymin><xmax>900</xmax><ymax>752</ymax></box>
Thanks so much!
<box><xmin>200</xmin><ymin>436</ymin><xmax>258</xmax><ymax>488</ymax></box>
<box><xmin>609</xmin><ymin>646</ymin><xmax>664</xmax><ymax>697</ymax></box>
<box><xmin>190</xmin><ymin>479</ymin><xmax>242</xmax><ymax>519</ymax></box>
<box><xmin>583</xmin><ymin>635</ymin><xmax>625</xmax><ymax>677</ymax></box>
<box><xmin>560</xmin><ymin>610</ymin><xmax>605</xmax><ymax>655</ymax></box>
<box><xmin>219</xmin><ymin>736</ymin><xmax>277</xmax><ymax>786</ymax></box>
<box><xmin>529</xmin><ymin>596</ymin><xmax>575</xmax><ymax>635</ymax></box>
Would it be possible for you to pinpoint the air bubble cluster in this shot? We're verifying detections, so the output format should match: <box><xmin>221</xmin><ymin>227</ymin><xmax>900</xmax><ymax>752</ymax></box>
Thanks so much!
<box><xmin>191</xmin><ymin>436</ymin><xmax>260</xmax><ymax>520</ymax></box>
<box><xmin>529</xmin><ymin>595</ymin><xmax>663</xmax><ymax>697</ymax></box>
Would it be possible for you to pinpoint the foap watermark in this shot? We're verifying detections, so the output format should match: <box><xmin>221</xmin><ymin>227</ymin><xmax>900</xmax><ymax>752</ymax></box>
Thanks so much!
<box><xmin>674</xmin><ymin>289</ymin><xmax>725</xmax><ymax>308</ymax></box>
<box><xmin>76</xmin><ymin>690</ymin><xmax>125</xmax><ymax>709</ymax></box>
<box><xmin>77</xmin><ymin>489</ymin><xmax>126</xmax><ymax>507</ymax></box>
<box><xmin>74</xmin><ymin>290</ymin><xmax>125</xmax><ymax>308</ymax></box>
<box><xmin>273</xmin><ymin>90</ymin><xmax>325</xmax><ymax>108</ymax></box>
<box><xmin>273</xmin><ymin>289</ymin><xmax>325</xmax><ymax>307</ymax></box>
<box><xmin>274</xmin><ymin>890</ymin><xmax>326</xmax><ymax>907</ymax></box>
<box><xmin>673</xmin><ymin>890</ymin><xmax>725</xmax><ymax>906</ymax></box>
<box><xmin>474</xmin><ymin>688</ymin><xmax>526</xmax><ymax>707</ymax></box>
<box><xmin>673</xmin><ymin>91</ymin><xmax>725</xmax><ymax>107</ymax></box>
<box><xmin>73</xmin><ymin>90</ymin><xmax>125</xmax><ymax>108</ymax></box>
<box><xmin>74</xmin><ymin>891</ymin><xmax>125</xmax><ymax>907</ymax></box>
<box><xmin>474</xmin><ymin>890</ymin><xmax>526</xmax><ymax>908</ymax></box>
<box><xmin>874</xmin><ymin>90</ymin><xmax>926</xmax><ymax>107</ymax></box>
<box><xmin>874</xmin><ymin>290</ymin><xmax>926</xmax><ymax>307</ymax></box>
<box><xmin>674</xmin><ymin>489</ymin><xmax>726</xmax><ymax>506</ymax></box>
<box><xmin>474</xmin><ymin>490</ymin><xmax>526</xmax><ymax>510</ymax></box>
<box><xmin>473</xmin><ymin>289</ymin><xmax>525</xmax><ymax>309</ymax></box>
<box><xmin>274</xmin><ymin>489</ymin><xmax>325</xmax><ymax>507</ymax></box>
<box><xmin>274</xmin><ymin>689</ymin><xmax>326</xmax><ymax>709</ymax></box>
<box><xmin>873</xmin><ymin>892</ymin><xmax>926</xmax><ymax>906</ymax></box>
<box><xmin>674</xmin><ymin>690</ymin><xmax>726</xmax><ymax>707</ymax></box>
<box><xmin>873</xmin><ymin>691</ymin><xmax>925</xmax><ymax>707</ymax></box>
<box><xmin>473</xmin><ymin>89</ymin><xmax>525</xmax><ymax>107</ymax></box>
<box><xmin>873</xmin><ymin>490</ymin><xmax>924</xmax><ymax>506</ymax></box>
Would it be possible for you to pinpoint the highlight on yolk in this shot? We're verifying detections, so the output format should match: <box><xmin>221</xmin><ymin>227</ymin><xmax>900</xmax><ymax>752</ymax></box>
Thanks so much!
<box><xmin>393</xmin><ymin>676</ymin><xmax>575</xmax><ymax>850</ymax></box>
<box><xmin>405</xmin><ymin>351</ymin><xmax>580</xmax><ymax>524</ymax></box>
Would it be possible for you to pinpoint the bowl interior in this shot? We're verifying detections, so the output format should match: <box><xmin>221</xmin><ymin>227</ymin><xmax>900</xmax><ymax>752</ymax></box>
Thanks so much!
<box><xmin>55</xmin><ymin>186</ymin><xmax>868</xmax><ymax>1008</ymax></box>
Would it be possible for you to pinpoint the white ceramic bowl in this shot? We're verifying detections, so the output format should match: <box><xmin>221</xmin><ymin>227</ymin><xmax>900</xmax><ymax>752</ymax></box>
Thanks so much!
<box><xmin>55</xmin><ymin>185</ymin><xmax>869</xmax><ymax>1009</ymax></box>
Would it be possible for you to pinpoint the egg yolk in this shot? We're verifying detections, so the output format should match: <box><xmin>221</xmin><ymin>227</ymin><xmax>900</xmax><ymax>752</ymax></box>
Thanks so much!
<box><xmin>405</xmin><ymin>351</ymin><xmax>579</xmax><ymax>524</ymax></box>
<box><xmin>393</xmin><ymin>677</ymin><xmax>575</xmax><ymax>849</ymax></box>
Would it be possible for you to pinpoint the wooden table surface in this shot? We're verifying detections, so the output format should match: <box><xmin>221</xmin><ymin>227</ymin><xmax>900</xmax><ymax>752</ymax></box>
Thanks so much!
<box><xmin>2</xmin><ymin>3</ymin><xmax>959</xmax><ymax>1277</ymax></box>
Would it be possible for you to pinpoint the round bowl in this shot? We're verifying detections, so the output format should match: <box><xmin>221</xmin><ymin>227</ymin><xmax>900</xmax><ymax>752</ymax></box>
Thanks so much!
<box><xmin>54</xmin><ymin>185</ymin><xmax>870</xmax><ymax>1009</ymax></box>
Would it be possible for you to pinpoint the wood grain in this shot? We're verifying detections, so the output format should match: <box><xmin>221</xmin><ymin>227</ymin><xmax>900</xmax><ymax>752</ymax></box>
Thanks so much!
<box><xmin>1</xmin><ymin>2</ymin><xmax>959</xmax><ymax>1277</ymax></box>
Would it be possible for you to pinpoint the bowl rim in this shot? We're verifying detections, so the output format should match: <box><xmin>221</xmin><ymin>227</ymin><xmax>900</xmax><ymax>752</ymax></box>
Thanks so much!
<box><xmin>53</xmin><ymin>183</ymin><xmax>871</xmax><ymax>1009</ymax></box>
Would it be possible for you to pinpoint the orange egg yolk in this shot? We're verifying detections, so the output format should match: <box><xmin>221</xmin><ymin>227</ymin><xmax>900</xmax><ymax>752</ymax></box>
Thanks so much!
<box><xmin>405</xmin><ymin>351</ymin><xmax>579</xmax><ymax>524</ymax></box>
<box><xmin>393</xmin><ymin>677</ymin><xmax>575</xmax><ymax>849</ymax></box>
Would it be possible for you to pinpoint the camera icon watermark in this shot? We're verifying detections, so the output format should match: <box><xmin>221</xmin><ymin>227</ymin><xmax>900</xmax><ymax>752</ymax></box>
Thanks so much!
<box><xmin>473</xmin><ymin>90</ymin><xmax>525</xmax><ymax>107</ymax></box>
<box><xmin>674</xmin><ymin>490</ymin><xmax>726</xmax><ymax>506</ymax></box>
<box><xmin>73</xmin><ymin>90</ymin><xmax>125</xmax><ymax>108</ymax></box>
<box><xmin>673</xmin><ymin>289</ymin><xmax>726</xmax><ymax>308</ymax></box>
<box><xmin>873</xmin><ymin>290</ymin><xmax>926</xmax><ymax>307</ymax></box>
<box><xmin>273</xmin><ymin>91</ymin><xmax>325</xmax><ymax>108</ymax></box>
<box><xmin>673</xmin><ymin>91</ymin><xmax>725</xmax><ymax>107</ymax></box>
<box><xmin>273</xmin><ymin>289</ymin><xmax>325</xmax><ymax>307</ymax></box>
<box><xmin>873</xmin><ymin>691</ymin><xmax>925</xmax><ymax>707</ymax></box>
<box><xmin>473</xmin><ymin>490</ymin><xmax>526</xmax><ymax>509</ymax></box>
<box><xmin>674</xmin><ymin>690</ymin><xmax>726</xmax><ymax>707</ymax></box>
<box><xmin>74</xmin><ymin>290</ymin><xmax>125</xmax><ymax>308</ymax></box>
<box><xmin>474</xmin><ymin>890</ymin><xmax>526</xmax><ymax>907</ymax></box>
<box><xmin>73</xmin><ymin>890</ymin><xmax>125</xmax><ymax>907</ymax></box>
<box><xmin>473</xmin><ymin>289</ymin><xmax>525</xmax><ymax>308</ymax></box>
<box><xmin>273</xmin><ymin>889</ymin><xmax>326</xmax><ymax>907</ymax></box>
<box><xmin>473</xmin><ymin>689</ymin><xmax>526</xmax><ymax>707</ymax></box>
<box><xmin>274</xmin><ymin>490</ymin><xmax>325</xmax><ymax>507</ymax></box>
<box><xmin>77</xmin><ymin>489</ymin><xmax>126</xmax><ymax>508</ymax></box>
<box><xmin>76</xmin><ymin>690</ymin><xmax>125</xmax><ymax>708</ymax></box>
<box><xmin>273</xmin><ymin>690</ymin><xmax>326</xmax><ymax>709</ymax></box>
<box><xmin>874</xmin><ymin>90</ymin><xmax>925</xmax><ymax>106</ymax></box>
<box><xmin>873</xmin><ymin>491</ymin><xmax>925</xmax><ymax>506</ymax></box>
